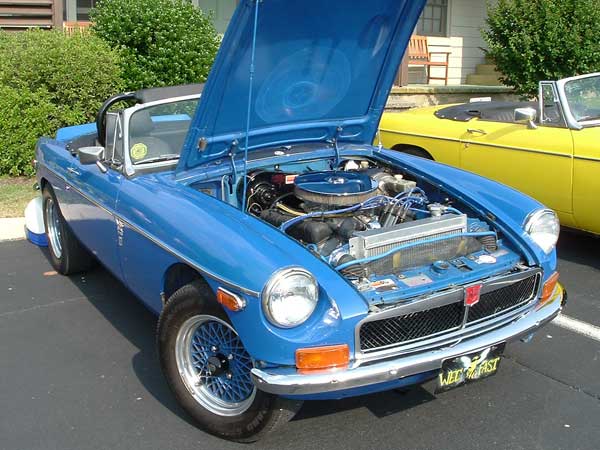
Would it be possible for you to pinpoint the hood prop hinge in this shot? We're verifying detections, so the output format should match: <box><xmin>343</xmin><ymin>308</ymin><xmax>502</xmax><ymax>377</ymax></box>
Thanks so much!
<box><xmin>226</xmin><ymin>139</ymin><xmax>239</xmax><ymax>196</ymax></box>
<box><xmin>376</xmin><ymin>128</ymin><xmax>384</xmax><ymax>152</ymax></box>
<box><xmin>330</xmin><ymin>126</ymin><xmax>343</xmax><ymax>169</ymax></box>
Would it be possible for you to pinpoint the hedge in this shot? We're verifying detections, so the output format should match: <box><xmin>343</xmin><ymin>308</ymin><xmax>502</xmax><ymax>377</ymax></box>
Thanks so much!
<box><xmin>0</xmin><ymin>29</ymin><xmax>124</xmax><ymax>176</ymax></box>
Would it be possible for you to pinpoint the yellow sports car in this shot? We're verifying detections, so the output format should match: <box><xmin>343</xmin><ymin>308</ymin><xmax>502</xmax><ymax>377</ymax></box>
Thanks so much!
<box><xmin>380</xmin><ymin>73</ymin><xmax>600</xmax><ymax>235</ymax></box>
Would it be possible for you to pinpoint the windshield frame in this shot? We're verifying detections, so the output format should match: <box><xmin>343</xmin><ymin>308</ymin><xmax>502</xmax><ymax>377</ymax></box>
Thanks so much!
<box><xmin>122</xmin><ymin>94</ymin><xmax>202</xmax><ymax>177</ymax></box>
<box><xmin>555</xmin><ymin>72</ymin><xmax>600</xmax><ymax>130</ymax></box>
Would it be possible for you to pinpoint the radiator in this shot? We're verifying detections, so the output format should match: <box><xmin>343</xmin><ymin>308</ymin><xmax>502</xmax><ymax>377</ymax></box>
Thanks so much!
<box><xmin>349</xmin><ymin>214</ymin><xmax>476</xmax><ymax>274</ymax></box>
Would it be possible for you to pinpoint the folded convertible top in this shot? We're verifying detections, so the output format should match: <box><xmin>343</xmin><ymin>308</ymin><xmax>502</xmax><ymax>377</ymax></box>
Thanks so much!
<box><xmin>434</xmin><ymin>101</ymin><xmax>536</xmax><ymax>123</ymax></box>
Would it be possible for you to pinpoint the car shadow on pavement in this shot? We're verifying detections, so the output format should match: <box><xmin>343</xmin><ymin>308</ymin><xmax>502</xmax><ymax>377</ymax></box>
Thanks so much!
<box><xmin>36</xmin><ymin>247</ymin><xmax>201</xmax><ymax>429</ymax></box>
<box><xmin>36</xmin><ymin>246</ymin><xmax>439</xmax><ymax>438</ymax></box>
<box><xmin>293</xmin><ymin>385</ymin><xmax>436</xmax><ymax>422</ymax></box>
<box><xmin>557</xmin><ymin>230</ymin><xmax>600</xmax><ymax>270</ymax></box>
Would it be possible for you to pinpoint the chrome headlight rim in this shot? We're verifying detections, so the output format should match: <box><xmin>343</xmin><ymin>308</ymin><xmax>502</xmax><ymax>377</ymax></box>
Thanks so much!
<box><xmin>261</xmin><ymin>267</ymin><xmax>318</xmax><ymax>329</ymax></box>
<box><xmin>524</xmin><ymin>208</ymin><xmax>560</xmax><ymax>254</ymax></box>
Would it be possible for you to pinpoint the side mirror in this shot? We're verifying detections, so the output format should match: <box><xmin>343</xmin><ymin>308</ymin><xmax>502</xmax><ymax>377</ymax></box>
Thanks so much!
<box><xmin>514</xmin><ymin>107</ymin><xmax>538</xmax><ymax>129</ymax></box>
<box><xmin>78</xmin><ymin>146</ymin><xmax>108</xmax><ymax>173</ymax></box>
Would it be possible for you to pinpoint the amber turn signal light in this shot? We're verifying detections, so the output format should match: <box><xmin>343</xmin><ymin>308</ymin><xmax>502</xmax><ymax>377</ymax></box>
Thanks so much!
<box><xmin>538</xmin><ymin>272</ymin><xmax>559</xmax><ymax>308</ymax></box>
<box><xmin>296</xmin><ymin>344</ymin><xmax>349</xmax><ymax>373</ymax></box>
<box><xmin>217</xmin><ymin>288</ymin><xmax>246</xmax><ymax>312</ymax></box>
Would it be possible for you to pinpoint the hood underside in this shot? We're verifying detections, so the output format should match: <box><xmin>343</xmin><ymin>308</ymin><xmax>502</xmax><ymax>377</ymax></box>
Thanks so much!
<box><xmin>177</xmin><ymin>0</ymin><xmax>427</xmax><ymax>173</ymax></box>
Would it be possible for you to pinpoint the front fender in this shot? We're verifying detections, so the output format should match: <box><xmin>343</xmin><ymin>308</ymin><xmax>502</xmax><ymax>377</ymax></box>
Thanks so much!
<box><xmin>116</xmin><ymin>173</ymin><xmax>369</xmax><ymax>365</ymax></box>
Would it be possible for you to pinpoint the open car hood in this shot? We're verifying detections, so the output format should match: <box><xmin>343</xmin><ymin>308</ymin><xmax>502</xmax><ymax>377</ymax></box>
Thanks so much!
<box><xmin>176</xmin><ymin>0</ymin><xmax>427</xmax><ymax>173</ymax></box>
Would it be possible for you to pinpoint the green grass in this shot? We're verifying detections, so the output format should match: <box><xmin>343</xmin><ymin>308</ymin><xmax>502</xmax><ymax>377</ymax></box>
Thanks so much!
<box><xmin>0</xmin><ymin>176</ymin><xmax>37</xmax><ymax>218</ymax></box>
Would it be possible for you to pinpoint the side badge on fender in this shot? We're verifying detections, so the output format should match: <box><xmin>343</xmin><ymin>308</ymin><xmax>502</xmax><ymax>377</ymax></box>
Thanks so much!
<box><xmin>115</xmin><ymin>218</ymin><xmax>125</xmax><ymax>247</ymax></box>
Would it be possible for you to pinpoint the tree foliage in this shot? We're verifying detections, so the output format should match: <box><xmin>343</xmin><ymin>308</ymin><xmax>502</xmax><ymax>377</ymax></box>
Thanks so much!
<box><xmin>91</xmin><ymin>0</ymin><xmax>221</xmax><ymax>91</ymax></box>
<box><xmin>483</xmin><ymin>0</ymin><xmax>600</xmax><ymax>96</ymax></box>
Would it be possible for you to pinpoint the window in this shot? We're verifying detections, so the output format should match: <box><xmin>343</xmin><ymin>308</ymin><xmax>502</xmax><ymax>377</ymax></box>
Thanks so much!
<box><xmin>128</xmin><ymin>99</ymin><xmax>199</xmax><ymax>165</ymax></box>
<box><xmin>76</xmin><ymin>0</ymin><xmax>96</xmax><ymax>21</ymax></box>
<box><xmin>416</xmin><ymin>0</ymin><xmax>448</xmax><ymax>37</ymax></box>
<box><xmin>63</xmin><ymin>0</ymin><xmax>96</xmax><ymax>21</ymax></box>
<box><xmin>539</xmin><ymin>83</ymin><xmax>563</xmax><ymax>126</ymax></box>
<box><xmin>564</xmin><ymin>75</ymin><xmax>600</xmax><ymax>123</ymax></box>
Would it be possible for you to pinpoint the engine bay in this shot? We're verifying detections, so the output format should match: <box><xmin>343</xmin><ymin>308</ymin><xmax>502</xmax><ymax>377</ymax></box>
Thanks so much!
<box><xmin>193</xmin><ymin>154</ymin><xmax>525</xmax><ymax>305</ymax></box>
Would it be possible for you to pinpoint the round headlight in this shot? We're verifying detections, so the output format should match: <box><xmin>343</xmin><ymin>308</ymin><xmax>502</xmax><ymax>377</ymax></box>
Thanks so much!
<box><xmin>524</xmin><ymin>209</ymin><xmax>560</xmax><ymax>254</ymax></box>
<box><xmin>262</xmin><ymin>268</ymin><xmax>318</xmax><ymax>328</ymax></box>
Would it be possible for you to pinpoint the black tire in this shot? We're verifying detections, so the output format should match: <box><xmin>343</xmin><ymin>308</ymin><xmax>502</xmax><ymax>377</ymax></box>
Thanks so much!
<box><xmin>42</xmin><ymin>184</ymin><xmax>94</xmax><ymax>275</ymax></box>
<box><xmin>392</xmin><ymin>145</ymin><xmax>434</xmax><ymax>160</ymax></box>
<box><xmin>157</xmin><ymin>280</ymin><xmax>302</xmax><ymax>442</ymax></box>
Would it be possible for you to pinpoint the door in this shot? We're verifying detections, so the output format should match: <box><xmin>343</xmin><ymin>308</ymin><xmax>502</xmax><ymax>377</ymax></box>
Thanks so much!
<box><xmin>60</xmin><ymin>115</ymin><xmax>124</xmax><ymax>278</ymax></box>
<box><xmin>571</xmin><ymin>127</ymin><xmax>600</xmax><ymax>234</ymax></box>
<box><xmin>458</xmin><ymin>91</ymin><xmax>574</xmax><ymax>219</ymax></box>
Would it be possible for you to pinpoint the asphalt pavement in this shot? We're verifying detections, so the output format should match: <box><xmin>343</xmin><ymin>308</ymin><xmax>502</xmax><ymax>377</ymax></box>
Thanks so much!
<box><xmin>1</xmin><ymin>232</ymin><xmax>599</xmax><ymax>450</ymax></box>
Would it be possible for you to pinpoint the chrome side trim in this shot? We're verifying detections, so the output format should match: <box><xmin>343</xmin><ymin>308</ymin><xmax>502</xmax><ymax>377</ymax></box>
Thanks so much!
<box><xmin>378</xmin><ymin>128</ymin><xmax>462</xmax><ymax>144</ymax></box>
<box><xmin>461</xmin><ymin>141</ymin><xmax>573</xmax><ymax>159</ymax></box>
<box><xmin>47</xmin><ymin>169</ymin><xmax>260</xmax><ymax>297</ymax></box>
<box><xmin>574</xmin><ymin>155</ymin><xmax>600</xmax><ymax>163</ymax></box>
<box><xmin>380</xmin><ymin>128</ymin><xmax>573</xmax><ymax>159</ymax></box>
<box><xmin>251</xmin><ymin>286</ymin><xmax>563</xmax><ymax>396</ymax></box>
<box><xmin>354</xmin><ymin>268</ymin><xmax>542</xmax><ymax>360</ymax></box>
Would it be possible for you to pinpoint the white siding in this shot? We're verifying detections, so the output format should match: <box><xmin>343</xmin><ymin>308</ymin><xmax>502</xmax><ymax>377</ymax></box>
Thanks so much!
<box><xmin>193</xmin><ymin>0</ymin><xmax>237</xmax><ymax>34</ymax></box>
<box><xmin>409</xmin><ymin>0</ymin><xmax>491</xmax><ymax>85</ymax></box>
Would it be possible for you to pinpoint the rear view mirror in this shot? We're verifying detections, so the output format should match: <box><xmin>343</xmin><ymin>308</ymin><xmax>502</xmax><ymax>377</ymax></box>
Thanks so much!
<box><xmin>514</xmin><ymin>107</ymin><xmax>538</xmax><ymax>129</ymax></box>
<box><xmin>78</xmin><ymin>146</ymin><xmax>108</xmax><ymax>173</ymax></box>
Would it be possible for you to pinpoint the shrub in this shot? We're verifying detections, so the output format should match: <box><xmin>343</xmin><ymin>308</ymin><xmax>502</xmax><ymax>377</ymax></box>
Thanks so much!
<box><xmin>91</xmin><ymin>0</ymin><xmax>221</xmax><ymax>91</ymax></box>
<box><xmin>0</xmin><ymin>29</ymin><xmax>124</xmax><ymax>124</ymax></box>
<box><xmin>483</xmin><ymin>0</ymin><xmax>600</xmax><ymax>97</ymax></box>
<box><xmin>0</xmin><ymin>29</ymin><xmax>124</xmax><ymax>176</ymax></box>
<box><xmin>0</xmin><ymin>87</ymin><xmax>60</xmax><ymax>176</ymax></box>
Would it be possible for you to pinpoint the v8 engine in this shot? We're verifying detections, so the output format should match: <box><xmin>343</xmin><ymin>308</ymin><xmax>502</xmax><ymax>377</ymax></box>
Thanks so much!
<box><xmin>246</xmin><ymin>159</ymin><xmax>498</xmax><ymax>280</ymax></box>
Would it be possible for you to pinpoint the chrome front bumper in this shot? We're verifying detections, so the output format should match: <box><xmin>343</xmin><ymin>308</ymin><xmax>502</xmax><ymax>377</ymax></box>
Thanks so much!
<box><xmin>251</xmin><ymin>285</ymin><xmax>564</xmax><ymax>396</ymax></box>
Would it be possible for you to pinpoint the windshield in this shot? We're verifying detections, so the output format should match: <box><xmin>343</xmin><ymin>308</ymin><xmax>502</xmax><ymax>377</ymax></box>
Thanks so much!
<box><xmin>564</xmin><ymin>75</ymin><xmax>600</xmax><ymax>123</ymax></box>
<box><xmin>128</xmin><ymin>98</ymin><xmax>198</xmax><ymax>165</ymax></box>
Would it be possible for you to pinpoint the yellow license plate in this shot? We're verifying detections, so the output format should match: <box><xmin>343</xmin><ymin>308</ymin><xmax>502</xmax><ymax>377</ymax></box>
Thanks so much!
<box><xmin>436</xmin><ymin>343</ymin><xmax>505</xmax><ymax>393</ymax></box>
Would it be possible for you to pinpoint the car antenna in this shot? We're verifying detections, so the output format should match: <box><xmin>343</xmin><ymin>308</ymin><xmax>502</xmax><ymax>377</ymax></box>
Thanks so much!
<box><xmin>241</xmin><ymin>0</ymin><xmax>261</xmax><ymax>212</ymax></box>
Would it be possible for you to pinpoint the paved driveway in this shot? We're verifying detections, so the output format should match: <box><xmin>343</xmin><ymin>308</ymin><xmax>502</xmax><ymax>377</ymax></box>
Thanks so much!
<box><xmin>1</xmin><ymin>232</ymin><xmax>599</xmax><ymax>450</ymax></box>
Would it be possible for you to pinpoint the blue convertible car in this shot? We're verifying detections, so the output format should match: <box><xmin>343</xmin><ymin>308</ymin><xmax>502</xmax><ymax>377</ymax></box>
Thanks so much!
<box><xmin>34</xmin><ymin>0</ymin><xmax>565</xmax><ymax>442</ymax></box>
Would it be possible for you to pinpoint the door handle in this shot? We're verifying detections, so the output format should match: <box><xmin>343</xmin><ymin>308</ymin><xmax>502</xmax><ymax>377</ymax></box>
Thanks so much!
<box><xmin>467</xmin><ymin>128</ymin><xmax>488</xmax><ymax>135</ymax></box>
<box><xmin>67</xmin><ymin>167</ymin><xmax>81</xmax><ymax>176</ymax></box>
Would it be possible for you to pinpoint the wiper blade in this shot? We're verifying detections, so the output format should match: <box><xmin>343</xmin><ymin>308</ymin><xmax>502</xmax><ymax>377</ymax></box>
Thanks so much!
<box><xmin>135</xmin><ymin>154</ymin><xmax>180</xmax><ymax>165</ymax></box>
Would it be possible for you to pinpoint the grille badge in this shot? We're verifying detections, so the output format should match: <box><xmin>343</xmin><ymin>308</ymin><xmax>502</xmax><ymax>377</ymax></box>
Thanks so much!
<box><xmin>465</xmin><ymin>284</ymin><xmax>483</xmax><ymax>306</ymax></box>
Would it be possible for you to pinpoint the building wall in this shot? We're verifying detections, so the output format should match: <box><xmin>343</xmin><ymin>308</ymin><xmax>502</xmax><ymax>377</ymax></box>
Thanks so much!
<box><xmin>193</xmin><ymin>0</ymin><xmax>237</xmax><ymax>34</ymax></box>
<box><xmin>409</xmin><ymin>0</ymin><xmax>492</xmax><ymax>85</ymax></box>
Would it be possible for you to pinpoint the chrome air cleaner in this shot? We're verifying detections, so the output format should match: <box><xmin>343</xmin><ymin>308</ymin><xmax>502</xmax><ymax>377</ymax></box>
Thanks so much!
<box><xmin>294</xmin><ymin>171</ymin><xmax>378</xmax><ymax>207</ymax></box>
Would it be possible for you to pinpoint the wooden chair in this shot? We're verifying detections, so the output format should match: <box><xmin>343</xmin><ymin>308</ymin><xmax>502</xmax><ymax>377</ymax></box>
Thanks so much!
<box><xmin>407</xmin><ymin>35</ymin><xmax>451</xmax><ymax>85</ymax></box>
<box><xmin>63</xmin><ymin>21</ymin><xmax>91</xmax><ymax>36</ymax></box>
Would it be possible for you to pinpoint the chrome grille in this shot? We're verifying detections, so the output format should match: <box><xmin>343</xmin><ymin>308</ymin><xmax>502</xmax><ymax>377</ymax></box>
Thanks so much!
<box><xmin>467</xmin><ymin>274</ymin><xmax>539</xmax><ymax>323</ymax></box>
<box><xmin>360</xmin><ymin>302</ymin><xmax>464</xmax><ymax>351</ymax></box>
<box><xmin>358</xmin><ymin>271</ymin><xmax>540</xmax><ymax>353</ymax></box>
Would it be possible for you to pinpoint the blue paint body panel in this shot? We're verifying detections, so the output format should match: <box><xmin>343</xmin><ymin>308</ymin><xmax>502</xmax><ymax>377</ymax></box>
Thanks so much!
<box><xmin>56</xmin><ymin>123</ymin><xmax>96</xmax><ymax>142</ymax></box>
<box><xmin>26</xmin><ymin>230</ymin><xmax>48</xmax><ymax>247</ymax></box>
<box><xmin>32</xmin><ymin>0</ymin><xmax>558</xmax><ymax>401</ymax></box>
<box><xmin>178</xmin><ymin>0</ymin><xmax>428</xmax><ymax>172</ymax></box>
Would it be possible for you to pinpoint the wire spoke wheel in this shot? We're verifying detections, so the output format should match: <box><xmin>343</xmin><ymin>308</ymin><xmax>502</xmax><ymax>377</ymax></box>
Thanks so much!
<box><xmin>175</xmin><ymin>315</ymin><xmax>256</xmax><ymax>417</ymax></box>
<box><xmin>45</xmin><ymin>197</ymin><xmax>63</xmax><ymax>259</ymax></box>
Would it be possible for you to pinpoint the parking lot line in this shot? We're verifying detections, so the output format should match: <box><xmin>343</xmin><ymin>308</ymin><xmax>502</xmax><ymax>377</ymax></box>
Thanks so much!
<box><xmin>553</xmin><ymin>314</ymin><xmax>600</xmax><ymax>343</ymax></box>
